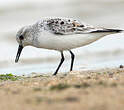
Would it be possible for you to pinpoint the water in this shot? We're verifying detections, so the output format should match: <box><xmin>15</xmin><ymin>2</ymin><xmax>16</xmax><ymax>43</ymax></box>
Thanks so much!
<box><xmin>0</xmin><ymin>0</ymin><xmax>124</xmax><ymax>75</ymax></box>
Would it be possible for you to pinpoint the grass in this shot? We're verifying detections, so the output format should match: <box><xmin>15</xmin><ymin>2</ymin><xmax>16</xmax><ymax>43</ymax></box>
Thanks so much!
<box><xmin>50</xmin><ymin>83</ymin><xmax>70</xmax><ymax>91</ymax></box>
<box><xmin>33</xmin><ymin>87</ymin><xmax>42</xmax><ymax>92</ymax></box>
<box><xmin>73</xmin><ymin>83</ymin><xmax>91</xmax><ymax>88</ymax></box>
<box><xmin>50</xmin><ymin>82</ymin><xmax>91</xmax><ymax>91</ymax></box>
<box><xmin>0</xmin><ymin>73</ymin><xmax>21</xmax><ymax>81</ymax></box>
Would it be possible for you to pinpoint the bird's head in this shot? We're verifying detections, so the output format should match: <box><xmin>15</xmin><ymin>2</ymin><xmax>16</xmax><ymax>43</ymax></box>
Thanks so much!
<box><xmin>15</xmin><ymin>26</ymin><xmax>33</xmax><ymax>63</ymax></box>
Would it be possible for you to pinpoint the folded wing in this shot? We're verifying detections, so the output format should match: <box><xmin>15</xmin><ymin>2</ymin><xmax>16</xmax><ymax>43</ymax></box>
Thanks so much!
<box><xmin>45</xmin><ymin>18</ymin><xmax>123</xmax><ymax>35</ymax></box>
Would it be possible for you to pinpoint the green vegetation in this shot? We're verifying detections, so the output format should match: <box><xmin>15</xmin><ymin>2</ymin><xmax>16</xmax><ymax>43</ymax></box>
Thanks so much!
<box><xmin>50</xmin><ymin>83</ymin><xmax>70</xmax><ymax>91</ymax></box>
<box><xmin>33</xmin><ymin>87</ymin><xmax>42</xmax><ymax>92</ymax></box>
<box><xmin>74</xmin><ymin>82</ymin><xmax>91</xmax><ymax>88</ymax></box>
<box><xmin>50</xmin><ymin>82</ymin><xmax>91</xmax><ymax>91</ymax></box>
<box><xmin>0</xmin><ymin>74</ymin><xmax>21</xmax><ymax>81</ymax></box>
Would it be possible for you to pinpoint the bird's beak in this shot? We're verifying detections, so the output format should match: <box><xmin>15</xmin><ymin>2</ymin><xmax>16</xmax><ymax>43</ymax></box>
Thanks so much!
<box><xmin>15</xmin><ymin>45</ymin><xmax>23</xmax><ymax>63</ymax></box>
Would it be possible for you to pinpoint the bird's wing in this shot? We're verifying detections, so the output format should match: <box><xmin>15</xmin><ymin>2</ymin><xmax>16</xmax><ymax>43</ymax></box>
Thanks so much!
<box><xmin>43</xmin><ymin>18</ymin><xmax>123</xmax><ymax>35</ymax></box>
<box><xmin>43</xmin><ymin>18</ymin><xmax>94</xmax><ymax>35</ymax></box>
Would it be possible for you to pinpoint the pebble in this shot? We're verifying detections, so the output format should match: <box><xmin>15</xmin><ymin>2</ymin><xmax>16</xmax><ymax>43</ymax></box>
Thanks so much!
<box><xmin>120</xmin><ymin>65</ymin><xmax>124</xmax><ymax>68</ymax></box>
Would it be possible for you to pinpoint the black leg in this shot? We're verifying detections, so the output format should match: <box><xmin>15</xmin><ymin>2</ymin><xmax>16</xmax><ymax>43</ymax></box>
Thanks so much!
<box><xmin>53</xmin><ymin>52</ymin><xmax>65</xmax><ymax>75</ymax></box>
<box><xmin>69</xmin><ymin>50</ymin><xmax>75</xmax><ymax>71</ymax></box>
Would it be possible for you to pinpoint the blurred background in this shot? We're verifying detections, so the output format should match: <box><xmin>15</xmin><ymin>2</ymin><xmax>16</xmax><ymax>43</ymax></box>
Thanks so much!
<box><xmin>0</xmin><ymin>0</ymin><xmax>124</xmax><ymax>75</ymax></box>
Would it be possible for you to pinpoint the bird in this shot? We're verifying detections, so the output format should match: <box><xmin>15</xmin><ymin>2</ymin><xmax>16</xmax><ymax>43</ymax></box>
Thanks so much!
<box><xmin>15</xmin><ymin>17</ymin><xmax>123</xmax><ymax>75</ymax></box>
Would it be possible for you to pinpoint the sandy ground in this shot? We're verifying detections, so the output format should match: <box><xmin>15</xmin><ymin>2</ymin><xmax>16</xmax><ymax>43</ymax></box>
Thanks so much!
<box><xmin>0</xmin><ymin>68</ymin><xmax>124</xmax><ymax>110</ymax></box>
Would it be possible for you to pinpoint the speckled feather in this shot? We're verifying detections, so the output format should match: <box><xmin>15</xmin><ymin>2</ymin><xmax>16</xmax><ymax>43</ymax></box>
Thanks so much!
<box><xmin>45</xmin><ymin>18</ymin><xmax>89</xmax><ymax>34</ymax></box>
<box><xmin>35</xmin><ymin>18</ymin><xmax>94</xmax><ymax>35</ymax></box>
<box><xmin>35</xmin><ymin>17</ymin><xmax>122</xmax><ymax>35</ymax></box>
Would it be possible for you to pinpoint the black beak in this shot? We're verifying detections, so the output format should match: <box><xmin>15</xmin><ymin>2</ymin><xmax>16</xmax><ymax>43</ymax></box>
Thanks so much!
<box><xmin>15</xmin><ymin>45</ymin><xmax>23</xmax><ymax>63</ymax></box>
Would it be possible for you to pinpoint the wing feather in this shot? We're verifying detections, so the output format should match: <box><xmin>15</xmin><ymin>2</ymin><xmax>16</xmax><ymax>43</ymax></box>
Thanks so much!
<box><xmin>44</xmin><ymin>18</ymin><xmax>94</xmax><ymax>35</ymax></box>
<box><xmin>43</xmin><ymin>18</ymin><xmax>123</xmax><ymax>35</ymax></box>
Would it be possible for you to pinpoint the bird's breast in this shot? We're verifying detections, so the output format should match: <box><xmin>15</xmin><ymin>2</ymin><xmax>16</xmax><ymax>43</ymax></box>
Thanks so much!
<box><xmin>34</xmin><ymin>31</ymin><xmax>104</xmax><ymax>51</ymax></box>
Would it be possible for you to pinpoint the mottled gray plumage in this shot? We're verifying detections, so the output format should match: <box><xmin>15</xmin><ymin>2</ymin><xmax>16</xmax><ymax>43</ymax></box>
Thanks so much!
<box><xmin>35</xmin><ymin>17</ymin><xmax>123</xmax><ymax>35</ymax></box>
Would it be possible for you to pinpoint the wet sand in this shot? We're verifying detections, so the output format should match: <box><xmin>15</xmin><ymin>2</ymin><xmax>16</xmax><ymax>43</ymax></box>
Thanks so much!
<box><xmin>0</xmin><ymin>68</ymin><xmax>124</xmax><ymax>110</ymax></box>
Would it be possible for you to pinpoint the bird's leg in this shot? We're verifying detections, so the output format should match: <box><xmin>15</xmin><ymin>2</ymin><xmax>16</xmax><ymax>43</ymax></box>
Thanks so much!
<box><xmin>53</xmin><ymin>52</ymin><xmax>65</xmax><ymax>75</ymax></box>
<box><xmin>69</xmin><ymin>50</ymin><xmax>75</xmax><ymax>71</ymax></box>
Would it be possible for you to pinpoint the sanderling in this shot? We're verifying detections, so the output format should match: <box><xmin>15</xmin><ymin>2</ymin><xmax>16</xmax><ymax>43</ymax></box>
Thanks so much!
<box><xmin>15</xmin><ymin>17</ymin><xmax>123</xmax><ymax>75</ymax></box>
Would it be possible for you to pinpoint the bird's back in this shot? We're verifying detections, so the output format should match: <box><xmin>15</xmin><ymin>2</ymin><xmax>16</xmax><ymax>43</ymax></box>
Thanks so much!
<box><xmin>32</xmin><ymin>17</ymin><xmax>123</xmax><ymax>50</ymax></box>
<box><xmin>36</xmin><ymin>17</ymin><xmax>123</xmax><ymax>35</ymax></box>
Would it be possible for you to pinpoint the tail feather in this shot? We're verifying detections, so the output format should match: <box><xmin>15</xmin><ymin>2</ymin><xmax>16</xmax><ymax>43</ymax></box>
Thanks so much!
<box><xmin>91</xmin><ymin>29</ymin><xmax>124</xmax><ymax>33</ymax></box>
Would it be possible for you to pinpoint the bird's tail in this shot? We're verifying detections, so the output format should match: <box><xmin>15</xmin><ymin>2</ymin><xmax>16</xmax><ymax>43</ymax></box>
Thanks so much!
<box><xmin>91</xmin><ymin>28</ymin><xmax>124</xmax><ymax>33</ymax></box>
<box><xmin>90</xmin><ymin>28</ymin><xmax>124</xmax><ymax>37</ymax></box>
<box><xmin>119</xmin><ymin>29</ymin><xmax>124</xmax><ymax>33</ymax></box>
<box><xmin>105</xmin><ymin>29</ymin><xmax>124</xmax><ymax>33</ymax></box>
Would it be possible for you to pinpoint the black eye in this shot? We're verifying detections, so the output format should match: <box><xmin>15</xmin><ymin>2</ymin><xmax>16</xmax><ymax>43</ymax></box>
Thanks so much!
<box><xmin>19</xmin><ymin>35</ymin><xmax>24</xmax><ymax>40</ymax></box>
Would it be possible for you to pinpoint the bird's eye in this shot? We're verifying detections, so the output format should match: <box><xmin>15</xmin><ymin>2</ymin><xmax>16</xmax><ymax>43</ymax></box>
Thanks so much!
<box><xmin>19</xmin><ymin>35</ymin><xmax>24</xmax><ymax>40</ymax></box>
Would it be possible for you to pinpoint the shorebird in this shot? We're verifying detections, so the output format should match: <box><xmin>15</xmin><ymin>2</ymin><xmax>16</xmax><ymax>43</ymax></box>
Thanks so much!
<box><xmin>15</xmin><ymin>17</ymin><xmax>123</xmax><ymax>75</ymax></box>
